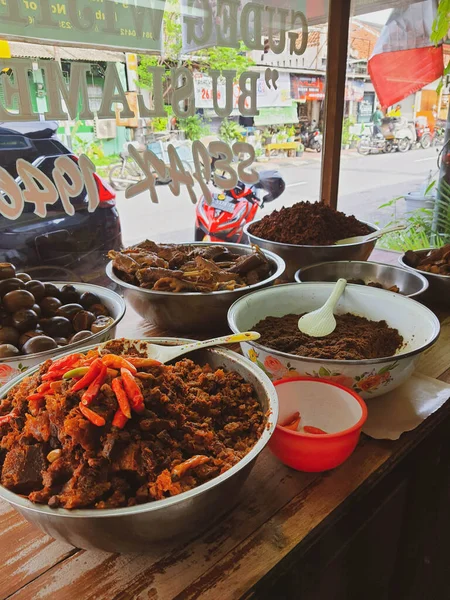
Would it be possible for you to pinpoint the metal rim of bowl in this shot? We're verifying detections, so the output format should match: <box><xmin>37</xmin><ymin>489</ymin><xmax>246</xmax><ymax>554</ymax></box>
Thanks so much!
<box><xmin>105</xmin><ymin>241</ymin><xmax>286</xmax><ymax>297</ymax></box>
<box><xmin>243</xmin><ymin>219</ymin><xmax>379</xmax><ymax>249</ymax></box>
<box><xmin>399</xmin><ymin>249</ymin><xmax>450</xmax><ymax>280</ymax></box>
<box><xmin>0</xmin><ymin>282</ymin><xmax>126</xmax><ymax>364</ymax></box>
<box><xmin>0</xmin><ymin>338</ymin><xmax>278</xmax><ymax>519</ymax></box>
<box><xmin>294</xmin><ymin>260</ymin><xmax>430</xmax><ymax>298</ymax></box>
<box><xmin>227</xmin><ymin>281</ymin><xmax>441</xmax><ymax>367</ymax></box>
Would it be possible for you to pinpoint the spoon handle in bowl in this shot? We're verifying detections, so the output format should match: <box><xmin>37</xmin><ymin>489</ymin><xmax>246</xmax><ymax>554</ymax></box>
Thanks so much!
<box><xmin>364</xmin><ymin>223</ymin><xmax>406</xmax><ymax>242</ymax></box>
<box><xmin>164</xmin><ymin>332</ymin><xmax>261</xmax><ymax>361</ymax></box>
<box><xmin>322</xmin><ymin>278</ymin><xmax>347</xmax><ymax>313</ymax></box>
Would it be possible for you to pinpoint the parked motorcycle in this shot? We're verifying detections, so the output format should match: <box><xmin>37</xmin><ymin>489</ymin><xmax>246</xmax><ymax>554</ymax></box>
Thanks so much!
<box><xmin>300</xmin><ymin>122</ymin><xmax>322</xmax><ymax>152</ymax></box>
<box><xmin>195</xmin><ymin>170</ymin><xmax>285</xmax><ymax>243</ymax></box>
<box><xmin>357</xmin><ymin>126</ymin><xmax>390</xmax><ymax>155</ymax></box>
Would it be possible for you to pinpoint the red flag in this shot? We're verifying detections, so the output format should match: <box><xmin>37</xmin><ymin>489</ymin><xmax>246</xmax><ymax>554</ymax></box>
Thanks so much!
<box><xmin>368</xmin><ymin>0</ymin><xmax>444</xmax><ymax>109</ymax></box>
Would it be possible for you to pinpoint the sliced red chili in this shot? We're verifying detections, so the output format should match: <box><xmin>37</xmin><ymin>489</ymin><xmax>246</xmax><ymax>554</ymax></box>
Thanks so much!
<box><xmin>79</xmin><ymin>402</ymin><xmax>105</xmax><ymax>427</ymax></box>
<box><xmin>48</xmin><ymin>353</ymin><xmax>81</xmax><ymax>373</ymax></box>
<box><xmin>121</xmin><ymin>368</ymin><xmax>145</xmax><ymax>413</ymax></box>
<box><xmin>71</xmin><ymin>358</ymin><xmax>103</xmax><ymax>392</ymax></box>
<box><xmin>111</xmin><ymin>378</ymin><xmax>131</xmax><ymax>419</ymax></box>
<box><xmin>101</xmin><ymin>354</ymin><xmax>137</xmax><ymax>374</ymax></box>
<box><xmin>81</xmin><ymin>364</ymin><xmax>107</xmax><ymax>406</ymax></box>
<box><xmin>303</xmin><ymin>426</ymin><xmax>328</xmax><ymax>435</ymax></box>
<box><xmin>281</xmin><ymin>411</ymin><xmax>301</xmax><ymax>431</ymax></box>
<box><xmin>112</xmin><ymin>408</ymin><xmax>128</xmax><ymax>429</ymax></box>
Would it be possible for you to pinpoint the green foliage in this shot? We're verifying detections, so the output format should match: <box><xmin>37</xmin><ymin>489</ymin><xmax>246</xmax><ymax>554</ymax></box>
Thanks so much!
<box><xmin>287</xmin><ymin>125</ymin><xmax>296</xmax><ymax>138</ymax></box>
<box><xmin>177</xmin><ymin>114</ymin><xmax>209</xmax><ymax>141</ymax></box>
<box><xmin>377</xmin><ymin>196</ymin><xmax>444</xmax><ymax>252</ymax></box>
<box><xmin>219</xmin><ymin>120</ymin><xmax>243</xmax><ymax>144</ymax></box>
<box><xmin>197</xmin><ymin>42</ymin><xmax>254</xmax><ymax>76</ymax></box>
<box><xmin>434</xmin><ymin>178</ymin><xmax>450</xmax><ymax>243</ymax></box>
<box><xmin>342</xmin><ymin>117</ymin><xmax>355</xmax><ymax>146</ymax></box>
<box><xmin>431</xmin><ymin>3</ymin><xmax>450</xmax><ymax>93</ymax></box>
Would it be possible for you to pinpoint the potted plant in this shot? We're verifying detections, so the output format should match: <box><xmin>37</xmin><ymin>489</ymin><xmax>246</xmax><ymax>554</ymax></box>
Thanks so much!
<box><xmin>287</xmin><ymin>125</ymin><xmax>296</xmax><ymax>142</ymax></box>
<box><xmin>296</xmin><ymin>142</ymin><xmax>305</xmax><ymax>158</ymax></box>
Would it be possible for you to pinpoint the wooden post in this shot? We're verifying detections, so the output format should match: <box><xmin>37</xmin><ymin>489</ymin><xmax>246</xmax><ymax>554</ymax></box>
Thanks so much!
<box><xmin>320</xmin><ymin>0</ymin><xmax>352</xmax><ymax>208</ymax></box>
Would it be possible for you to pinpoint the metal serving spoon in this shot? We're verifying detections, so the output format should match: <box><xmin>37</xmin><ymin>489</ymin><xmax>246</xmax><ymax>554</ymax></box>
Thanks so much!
<box><xmin>298</xmin><ymin>279</ymin><xmax>347</xmax><ymax>337</ymax></box>
<box><xmin>144</xmin><ymin>332</ymin><xmax>261</xmax><ymax>363</ymax></box>
<box><xmin>335</xmin><ymin>223</ymin><xmax>406</xmax><ymax>246</ymax></box>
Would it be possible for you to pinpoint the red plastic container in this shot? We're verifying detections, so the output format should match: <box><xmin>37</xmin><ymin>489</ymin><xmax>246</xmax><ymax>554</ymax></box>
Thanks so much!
<box><xmin>268</xmin><ymin>377</ymin><xmax>368</xmax><ymax>472</ymax></box>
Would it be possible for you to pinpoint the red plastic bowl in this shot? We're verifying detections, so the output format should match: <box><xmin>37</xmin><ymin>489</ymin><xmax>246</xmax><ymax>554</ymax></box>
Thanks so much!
<box><xmin>268</xmin><ymin>377</ymin><xmax>368</xmax><ymax>472</ymax></box>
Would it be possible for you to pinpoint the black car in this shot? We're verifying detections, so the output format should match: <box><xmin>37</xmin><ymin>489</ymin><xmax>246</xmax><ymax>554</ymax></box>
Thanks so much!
<box><xmin>0</xmin><ymin>121</ymin><xmax>122</xmax><ymax>284</ymax></box>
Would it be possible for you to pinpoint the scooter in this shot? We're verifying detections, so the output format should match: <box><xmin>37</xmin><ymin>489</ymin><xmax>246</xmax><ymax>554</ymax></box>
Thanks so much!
<box><xmin>300</xmin><ymin>123</ymin><xmax>322</xmax><ymax>152</ymax></box>
<box><xmin>194</xmin><ymin>170</ymin><xmax>285</xmax><ymax>243</ymax></box>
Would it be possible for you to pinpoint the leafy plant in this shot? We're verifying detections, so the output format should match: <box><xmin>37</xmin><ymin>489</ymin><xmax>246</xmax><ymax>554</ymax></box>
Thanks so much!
<box><xmin>286</xmin><ymin>125</ymin><xmax>296</xmax><ymax>138</ymax></box>
<box><xmin>431</xmin><ymin>1</ymin><xmax>450</xmax><ymax>93</ymax></box>
<box><xmin>177</xmin><ymin>114</ymin><xmax>209</xmax><ymax>141</ymax></box>
<box><xmin>219</xmin><ymin>120</ymin><xmax>243</xmax><ymax>144</ymax></box>
<box><xmin>376</xmin><ymin>196</ymin><xmax>444</xmax><ymax>252</ymax></box>
<box><xmin>342</xmin><ymin>117</ymin><xmax>355</xmax><ymax>146</ymax></box>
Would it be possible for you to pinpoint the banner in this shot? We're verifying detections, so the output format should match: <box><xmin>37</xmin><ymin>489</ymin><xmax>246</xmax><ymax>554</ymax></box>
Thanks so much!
<box><xmin>290</xmin><ymin>75</ymin><xmax>325</xmax><ymax>101</ymax></box>
<box><xmin>0</xmin><ymin>0</ymin><xmax>165</xmax><ymax>53</ymax></box>
<box><xmin>194</xmin><ymin>71</ymin><xmax>291</xmax><ymax>110</ymax></box>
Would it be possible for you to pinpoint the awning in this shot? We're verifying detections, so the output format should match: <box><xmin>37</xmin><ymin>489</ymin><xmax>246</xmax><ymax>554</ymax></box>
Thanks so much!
<box><xmin>7</xmin><ymin>41</ymin><xmax>126</xmax><ymax>63</ymax></box>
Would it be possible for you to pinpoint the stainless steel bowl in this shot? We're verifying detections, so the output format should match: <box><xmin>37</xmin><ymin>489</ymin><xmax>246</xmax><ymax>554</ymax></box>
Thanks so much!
<box><xmin>244</xmin><ymin>220</ymin><xmax>379</xmax><ymax>280</ymax></box>
<box><xmin>0</xmin><ymin>283</ymin><xmax>126</xmax><ymax>387</ymax></box>
<box><xmin>295</xmin><ymin>261</ymin><xmax>429</xmax><ymax>298</ymax></box>
<box><xmin>399</xmin><ymin>249</ymin><xmax>450</xmax><ymax>305</ymax></box>
<box><xmin>106</xmin><ymin>242</ymin><xmax>285</xmax><ymax>333</ymax></box>
<box><xmin>0</xmin><ymin>338</ymin><xmax>278</xmax><ymax>553</ymax></box>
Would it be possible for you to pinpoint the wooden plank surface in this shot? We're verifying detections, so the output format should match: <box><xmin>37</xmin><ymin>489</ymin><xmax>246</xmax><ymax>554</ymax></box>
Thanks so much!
<box><xmin>2</xmin><ymin>250</ymin><xmax>450</xmax><ymax>600</ymax></box>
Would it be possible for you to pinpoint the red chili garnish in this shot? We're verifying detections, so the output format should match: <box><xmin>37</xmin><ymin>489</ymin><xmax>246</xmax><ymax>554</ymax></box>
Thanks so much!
<box><xmin>71</xmin><ymin>358</ymin><xmax>103</xmax><ymax>392</ymax></box>
<box><xmin>48</xmin><ymin>354</ymin><xmax>81</xmax><ymax>373</ymax></box>
<box><xmin>281</xmin><ymin>411</ymin><xmax>301</xmax><ymax>431</ymax></box>
<box><xmin>121</xmin><ymin>368</ymin><xmax>145</xmax><ymax>413</ymax></box>
<box><xmin>81</xmin><ymin>364</ymin><xmax>107</xmax><ymax>406</ymax></box>
<box><xmin>79</xmin><ymin>402</ymin><xmax>105</xmax><ymax>427</ymax></box>
<box><xmin>112</xmin><ymin>408</ymin><xmax>128</xmax><ymax>429</ymax></box>
<box><xmin>111</xmin><ymin>378</ymin><xmax>131</xmax><ymax>419</ymax></box>
<box><xmin>303</xmin><ymin>426</ymin><xmax>327</xmax><ymax>435</ymax></box>
<box><xmin>125</xmin><ymin>357</ymin><xmax>162</xmax><ymax>369</ymax></box>
<box><xmin>42</xmin><ymin>369</ymin><xmax>66</xmax><ymax>381</ymax></box>
<box><xmin>36</xmin><ymin>382</ymin><xmax>52</xmax><ymax>394</ymax></box>
<box><xmin>101</xmin><ymin>354</ymin><xmax>137</xmax><ymax>374</ymax></box>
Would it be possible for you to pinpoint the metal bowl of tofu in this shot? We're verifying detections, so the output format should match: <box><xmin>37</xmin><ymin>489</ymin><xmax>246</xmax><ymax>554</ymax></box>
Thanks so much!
<box><xmin>106</xmin><ymin>242</ymin><xmax>286</xmax><ymax>333</ymax></box>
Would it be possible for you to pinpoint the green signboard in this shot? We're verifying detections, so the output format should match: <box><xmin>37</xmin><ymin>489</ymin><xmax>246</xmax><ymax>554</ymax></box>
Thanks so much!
<box><xmin>0</xmin><ymin>0</ymin><xmax>164</xmax><ymax>53</ymax></box>
<box><xmin>254</xmin><ymin>103</ymin><xmax>298</xmax><ymax>126</ymax></box>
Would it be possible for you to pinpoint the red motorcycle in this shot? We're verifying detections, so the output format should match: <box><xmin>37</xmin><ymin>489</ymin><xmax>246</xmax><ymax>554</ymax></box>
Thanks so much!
<box><xmin>194</xmin><ymin>170</ymin><xmax>285</xmax><ymax>243</ymax></box>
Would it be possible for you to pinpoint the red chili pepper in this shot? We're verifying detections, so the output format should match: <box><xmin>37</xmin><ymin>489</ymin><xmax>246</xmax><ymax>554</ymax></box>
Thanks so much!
<box><xmin>125</xmin><ymin>357</ymin><xmax>162</xmax><ymax>369</ymax></box>
<box><xmin>112</xmin><ymin>408</ymin><xmax>128</xmax><ymax>429</ymax></box>
<box><xmin>101</xmin><ymin>354</ymin><xmax>137</xmax><ymax>374</ymax></box>
<box><xmin>48</xmin><ymin>353</ymin><xmax>81</xmax><ymax>373</ymax></box>
<box><xmin>79</xmin><ymin>402</ymin><xmax>105</xmax><ymax>427</ymax></box>
<box><xmin>121</xmin><ymin>368</ymin><xmax>145</xmax><ymax>413</ymax></box>
<box><xmin>111</xmin><ymin>378</ymin><xmax>131</xmax><ymax>419</ymax></box>
<box><xmin>81</xmin><ymin>364</ymin><xmax>107</xmax><ymax>406</ymax></box>
<box><xmin>303</xmin><ymin>426</ymin><xmax>328</xmax><ymax>435</ymax></box>
<box><xmin>42</xmin><ymin>369</ymin><xmax>66</xmax><ymax>381</ymax></box>
<box><xmin>27</xmin><ymin>392</ymin><xmax>48</xmax><ymax>403</ymax></box>
<box><xmin>281</xmin><ymin>411</ymin><xmax>301</xmax><ymax>431</ymax></box>
<box><xmin>37</xmin><ymin>382</ymin><xmax>52</xmax><ymax>394</ymax></box>
<box><xmin>71</xmin><ymin>358</ymin><xmax>103</xmax><ymax>392</ymax></box>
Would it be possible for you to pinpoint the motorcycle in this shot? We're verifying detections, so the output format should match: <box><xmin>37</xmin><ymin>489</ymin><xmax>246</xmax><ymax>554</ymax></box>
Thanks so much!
<box><xmin>300</xmin><ymin>123</ymin><xmax>322</xmax><ymax>152</ymax></box>
<box><xmin>195</xmin><ymin>170</ymin><xmax>285</xmax><ymax>243</ymax></box>
<box><xmin>357</xmin><ymin>126</ymin><xmax>390</xmax><ymax>155</ymax></box>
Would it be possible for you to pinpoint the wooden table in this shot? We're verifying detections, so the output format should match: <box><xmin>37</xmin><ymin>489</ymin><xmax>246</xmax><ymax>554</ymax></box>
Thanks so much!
<box><xmin>2</xmin><ymin>250</ymin><xmax>450</xmax><ymax>600</ymax></box>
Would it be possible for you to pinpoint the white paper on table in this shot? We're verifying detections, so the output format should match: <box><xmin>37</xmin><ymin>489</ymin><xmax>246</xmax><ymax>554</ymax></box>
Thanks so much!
<box><xmin>362</xmin><ymin>373</ymin><xmax>450</xmax><ymax>440</ymax></box>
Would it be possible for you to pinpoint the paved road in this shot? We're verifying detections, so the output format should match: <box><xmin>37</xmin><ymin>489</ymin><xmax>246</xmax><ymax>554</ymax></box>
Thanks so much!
<box><xmin>115</xmin><ymin>145</ymin><xmax>440</xmax><ymax>246</ymax></box>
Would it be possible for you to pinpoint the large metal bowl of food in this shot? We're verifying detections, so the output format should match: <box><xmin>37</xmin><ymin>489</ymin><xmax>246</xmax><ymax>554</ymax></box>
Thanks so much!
<box><xmin>0</xmin><ymin>281</ymin><xmax>125</xmax><ymax>387</ymax></box>
<box><xmin>295</xmin><ymin>261</ymin><xmax>429</xmax><ymax>298</ymax></box>
<box><xmin>106</xmin><ymin>241</ymin><xmax>285</xmax><ymax>333</ymax></box>
<box><xmin>228</xmin><ymin>282</ymin><xmax>440</xmax><ymax>399</ymax></box>
<box><xmin>245</xmin><ymin>220</ymin><xmax>379</xmax><ymax>280</ymax></box>
<box><xmin>0</xmin><ymin>338</ymin><xmax>278</xmax><ymax>553</ymax></box>
<box><xmin>399</xmin><ymin>247</ymin><xmax>450</xmax><ymax>305</ymax></box>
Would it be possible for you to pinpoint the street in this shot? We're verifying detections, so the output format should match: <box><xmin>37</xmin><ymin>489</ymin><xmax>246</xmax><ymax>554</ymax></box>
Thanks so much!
<box><xmin>115</xmin><ymin>145</ymin><xmax>440</xmax><ymax>246</ymax></box>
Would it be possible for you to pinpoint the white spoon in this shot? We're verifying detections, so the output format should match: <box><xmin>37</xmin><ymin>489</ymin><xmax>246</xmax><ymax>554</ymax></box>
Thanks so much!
<box><xmin>298</xmin><ymin>279</ymin><xmax>347</xmax><ymax>337</ymax></box>
<box><xmin>335</xmin><ymin>223</ymin><xmax>406</xmax><ymax>246</ymax></box>
<box><xmin>136</xmin><ymin>332</ymin><xmax>261</xmax><ymax>363</ymax></box>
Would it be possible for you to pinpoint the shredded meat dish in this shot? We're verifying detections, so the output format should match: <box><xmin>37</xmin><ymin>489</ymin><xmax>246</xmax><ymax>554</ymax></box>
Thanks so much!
<box><xmin>0</xmin><ymin>343</ymin><xmax>266</xmax><ymax>509</ymax></box>
<box><xmin>108</xmin><ymin>240</ymin><xmax>272</xmax><ymax>292</ymax></box>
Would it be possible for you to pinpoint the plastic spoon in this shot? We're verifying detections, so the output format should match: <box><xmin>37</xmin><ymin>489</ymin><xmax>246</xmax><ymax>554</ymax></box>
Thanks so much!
<box><xmin>334</xmin><ymin>223</ymin><xmax>406</xmax><ymax>246</ymax></box>
<box><xmin>297</xmin><ymin>279</ymin><xmax>347</xmax><ymax>337</ymax></box>
<box><xmin>129</xmin><ymin>332</ymin><xmax>261</xmax><ymax>364</ymax></box>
